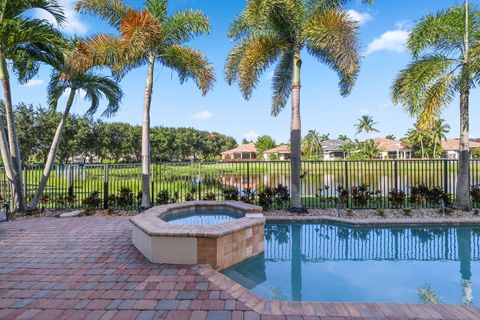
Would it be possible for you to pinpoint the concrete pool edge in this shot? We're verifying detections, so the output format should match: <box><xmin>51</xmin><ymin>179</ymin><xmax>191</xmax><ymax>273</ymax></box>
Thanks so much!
<box><xmin>265</xmin><ymin>215</ymin><xmax>480</xmax><ymax>227</ymax></box>
<box><xmin>195</xmin><ymin>264</ymin><xmax>480</xmax><ymax>319</ymax></box>
<box><xmin>130</xmin><ymin>201</ymin><xmax>265</xmax><ymax>269</ymax></box>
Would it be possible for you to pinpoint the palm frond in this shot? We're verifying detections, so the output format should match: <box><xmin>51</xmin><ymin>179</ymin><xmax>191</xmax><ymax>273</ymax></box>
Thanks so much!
<box><xmin>146</xmin><ymin>0</ymin><xmax>167</xmax><ymax>23</ymax></box>
<box><xmin>391</xmin><ymin>54</ymin><xmax>456</xmax><ymax>115</ymax></box>
<box><xmin>0</xmin><ymin>18</ymin><xmax>65</xmax><ymax>49</ymax></box>
<box><xmin>304</xmin><ymin>8</ymin><xmax>360</xmax><ymax>96</ymax></box>
<box><xmin>76</xmin><ymin>0</ymin><xmax>129</xmax><ymax>28</ymax></box>
<box><xmin>119</xmin><ymin>9</ymin><xmax>163</xmax><ymax>52</ymax></box>
<box><xmin>4</xmin><ymin>0</ymin><xmax>65</xmax><ymax>25</ymax></box>
<box><xmin>224</xmin><ymin>40</ymin><xmax>249</xmax><ymax>85</ymax></box>
<box><xmin>160</xmin><ymin>44</ymin><xmax>215</xmax><ymax>96</ymax></box>
<box><xmin>271</xmin><ymin>50</ymin><xmax>294</xmax><ymax>116</ymax></box>
<box><xmin>164</xmin><ymin>9</ymin><xmax>210</xmax><ymax>44</ymax></box>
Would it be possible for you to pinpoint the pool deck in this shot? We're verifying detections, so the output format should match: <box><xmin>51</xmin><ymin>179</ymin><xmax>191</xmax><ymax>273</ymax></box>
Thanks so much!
<box><xmin>0</xmin><ymin>216</ymin><xmax>479</xmax><ymax>320</ymax></box>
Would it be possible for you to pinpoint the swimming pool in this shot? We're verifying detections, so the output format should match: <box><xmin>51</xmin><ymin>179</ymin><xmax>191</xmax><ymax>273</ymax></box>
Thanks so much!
<box><xmin>162</xmin><ymin>209</ymin><xmax>244</xmax><ymax>225</ymax></box>
<box><xmin>222</xmin><ymin>221</ymin><xmax>480</xmax><ymax>305</ymax></box>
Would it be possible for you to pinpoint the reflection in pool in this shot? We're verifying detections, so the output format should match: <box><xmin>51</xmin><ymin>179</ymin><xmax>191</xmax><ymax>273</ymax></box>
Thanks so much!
<box><xmin>222</xmin><ymin>222</ymin><xmax>480</xmax><ymax>305</ymax></box>
<box><xmin>162</xmin><ymin>209</ymin><xmax>244</xmax><ymax>225</ymax></box>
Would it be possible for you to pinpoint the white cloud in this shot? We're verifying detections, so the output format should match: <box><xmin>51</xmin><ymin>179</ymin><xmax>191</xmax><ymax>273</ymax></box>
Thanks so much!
<box><xmin>192</xmin><ymin>111</ymin><xmax>213</xmax><ymax>120</ymax></box>
<box><xmin>22</xmin><ymin>79</ymin><xmax>44</xmax><ymax>88</ymax></box>
<box><xmin>33</xmin><ymin>0</ymin><xmax>89</xmax><ymax>35</ymax></box>
<box><xmin>244</xmin><ymin>131</ymin><xmax>259</xmax><ymax>141</ymax></box>
<box><xmin>347</xmin><ymin>9</ymin><xmax>373</xmax><ymax>25</ymax></box>
<box><xmin>366</xmin><ymin>21</ymin><xmax>411</xmax><ymax>55</ymax></box>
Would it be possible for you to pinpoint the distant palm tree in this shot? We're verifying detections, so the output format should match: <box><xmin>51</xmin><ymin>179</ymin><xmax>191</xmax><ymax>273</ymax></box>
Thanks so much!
<box><xmin>355</xmin><ymin>115</ymin><xmax>379</xmax><ymax>136</ymax></box>
<box><xmin>29</xmin><ymin>41</ymin><xmax>123</xmax><ymax>209</ymax></box>
<box><xmin>404</xmin><ymin>123</ymin><xmax>429</xmax><ymax>159</ymax></box>
<box><xmin>0</xmin><ymin>0</ymin><xmax>65</xmax><ymax>211</ymax></box>
<box><xmin>392</xmin><ymin>3</ymin><xmax>477</xmax><ymax>209</ymax></box>
<box><xmin>76</xmin><ymin>0</ymin><xmax>215</xmax><ymax>208</ymax></box>
<box><xmin>225</xmin><ymin>0</ymin><xmax>365</xmax><ymax>209</ymax></box>
<box><xmin>360</xmin><ymin>139</ymin><xmax>381</xmax><ymax>160</ymax></box>
<box><xmin>302</xmin><ymin>130</ymin><xmax>325</xmax><ymax>159</ymax></box>
<box><xmin>431</xmin><ymin>119</ymin><xmax>450</xmax><ymax>158</ymax></box>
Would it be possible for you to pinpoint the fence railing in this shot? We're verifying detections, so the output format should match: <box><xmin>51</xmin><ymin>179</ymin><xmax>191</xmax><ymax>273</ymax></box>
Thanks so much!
<box><xmin>3</xmin><ymin>159</ymin><xmax>480</xmax><ymax>210</ymax></box>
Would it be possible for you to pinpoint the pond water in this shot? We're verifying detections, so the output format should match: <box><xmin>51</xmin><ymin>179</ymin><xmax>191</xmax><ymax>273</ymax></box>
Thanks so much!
<box><xmin>222</xmin><ymin>222</ymin><xmax>480</xmax><ymax>305</ymax></box>
<box><xmin>162</xmin><ymin>209</ymin><xmax>244</xmax><ymax>225</ymax></box>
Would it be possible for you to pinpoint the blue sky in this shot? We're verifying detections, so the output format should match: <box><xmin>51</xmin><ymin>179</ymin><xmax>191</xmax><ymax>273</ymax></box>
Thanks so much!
<box><xmin>14</xmin><ymin>0</ymin><xmax>478</xmax><ymax>144</ymax></box>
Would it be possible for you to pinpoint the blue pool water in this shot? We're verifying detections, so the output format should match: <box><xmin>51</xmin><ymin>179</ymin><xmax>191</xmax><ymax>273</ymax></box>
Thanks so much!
<box><xmin>163</xmin><ymin>210</ymin><xmax>244</xmax><ymax>225</ymax></box>
<box><xmin>222</xmin><ymin>222</ymin><xmax>480</xmax><ymax>305</ymax></box>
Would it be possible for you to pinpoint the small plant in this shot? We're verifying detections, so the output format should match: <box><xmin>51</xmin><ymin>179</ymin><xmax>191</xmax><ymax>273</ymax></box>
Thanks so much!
<box><xmin>185</xmin><ymin>184</ymin><xmax>197</xmax><ymax>202</ymax></box>
<box><xmin>388</xmin><ymin>188</ymin><xmax>405</xmax><ymax>208</ymax></box>
<box><xmin>403</xmin><ymin>208</ymin><xmax>412</xmax><ymax>216</ymax></box>
<box><xmin>56</xmin><ymin>194</ymin><xmax>75</xmax><ymax>209</ymax></box>
<box><xmin>107</xmin><ymin>194</ymin><xmax>117</xmax><ymax>208</ymax></box>
<box><xmin>82</xmin><ymin>191</ymin><xmax>102</xmax><ymax>214</ymax></box>
<box><xmin>345</xmin><ymin>209</ymin><xmax>354</xmax><ymax>216</ymax></box>
<box><xmin>223</xmin><ymin>186</ymin><xmax>240</xmax><ymax>201</ymax></box>
<box><xmin>240</xmin><ymin>188</ymin><xmax>256</xmax><ymax>204</ymax></box>
<box><xmin>418</xmin><ymin>285</ymin><xmax>441</xmax><ymax>304</ymax></box>
<box><xmin>471</xmin><ymin>185</ymin><xmax>480</xmax><ymax>204</ymax></box>
<box><xmin>156</xmin><ymin>190</ymin><xmax>169</xmax><ymax>205</ymax></box>
<box><xmin>350</xmin><ymin>184</ymin><xmax>371</xmax><ymax>207</ymax></box>
<box><xmin>170</xmin><ymin>192</ymin><xmax>179</xmax><ymax>203</ymax></box>
<box><xmin>410</xmin><ymin>184</ymin><xmax>429</xmax><ymax>205</ymax></box>
<box><xmin>202</xmin><ymin>192</ymin><xmax>216</xmax><ymax>200</ymax></box>
<box><xmin>336</xmin><ymin>186</ymin><xmax>349</xmax><ymax>206</ymax></box>
<box><xmin>257</xmin><ymin>185</ymin><xmax>290</xmax><ymax>210</ymax></box>
<box><xmin>39</xmin><ymin>194</ymin><xmax>50</xmax><ymax>212</ymax></box>
<box><xmin>377</xmin><ymin>208</ymin><xmax>385</xmax><ymax>217</ymax></box>
<box><xmin>116</xmin><ymin>187</ymin><xmax>134</xmax><ymax>207</ymax></box>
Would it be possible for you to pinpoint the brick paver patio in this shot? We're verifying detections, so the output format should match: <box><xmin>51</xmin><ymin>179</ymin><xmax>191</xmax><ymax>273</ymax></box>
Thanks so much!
<box><xmin>0</xmin><ymin>216</ymin><xmax>479</xmax><ymax>320</ymax></box>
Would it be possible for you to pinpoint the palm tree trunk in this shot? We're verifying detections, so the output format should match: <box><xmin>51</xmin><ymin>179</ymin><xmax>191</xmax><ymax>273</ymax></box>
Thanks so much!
<box><xmin>30</xmin><ymin>89</ymin><xmax>76</xmax><ymax>209</ymax></box>
<box><xmin>141</xmin><ymin>53</ymin><xmax>155</xmax><ymax>209</ymax></box>
<box><xmin>290</xmin><ymin>51</ymin><xmax>303</xmax><ymax>210</ymax></box>
<box><xmin>456</xmin><ymin>2</ymin><xmax>471</xmax><ymax>210</ymax></box>
<box><xmin>0</xmin><ymin>54</ymin><xmax>24</xmax><ymax>211</ymax></box>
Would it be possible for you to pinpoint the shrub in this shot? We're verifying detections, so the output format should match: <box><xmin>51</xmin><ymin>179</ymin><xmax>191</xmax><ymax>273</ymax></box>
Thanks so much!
<box><xmin>377</xmin><ymin>208</ymin><xmax>385</xmax><ymax>217</ymax></box>
<box><xmin>116</xmin><ymin>187</ymin><xmax>134</xmax><ymax>207</ymax></box>
<box><xmin>203</xmin><ymin>192</ymin><xmax>216</xmax><ymax>200</ymax></box>
<box><xmin>185</xmin><ymin>192</ymin><xmax>195</xmax><ymax>201</ymax></box>
<box><xmin>156</xmin><ymin>191</ymin><xmax>169</xmax><ymax>205</ymax></box>
<box><xmin>403</xmin><ymin>208</ymin><xmax>412</xmax><ymax>216</ymax></box>
<box><xmin>336</xmin><ymin>186</ymin><xmax>349</xmax><ymax>205</ymax></box>
<box><xmin>410</xmin><ymin>184</ymin><xmax>429</xmax><ymax>205</ymax></box>
<box><xmin>257</xmin><ymin>185</ymin><xmax>290</xmax><ymax>210</ymax></box>
<box><xmin>240</xmin><ymin>188</ymin><xmax>256</xmax><ymax>204</ymax></box>
<box><xmin>56</xmin><ymin>194</ymin><xmax>75</xmax><ymax>209</ymax></box>
<box><xmin>223</xmin><ymin>186</ymin><xmax>240</xmax><ymax>201</ymax></box>
<box><xmin>388</xmin><ymin>188</ymin><xmax>405</xmax><ymax>208</ymax></box>
<box><xmin>39</xmin><ymin>194</ymin><xmax>50</xmax><ymax>212</ymax></box>
<box><xmin>350</xmin><ymin>184</ymin><xmax>371</xmax><ymax>207</ymax></box>
<box><xmin>82</xmin><ymin>191</ymin><xmax>102</xmax><ymax>213</ymax></box>
<box><xmin>185</xmin><ymin>184</ymin><xmax>197</xmax><ymax>202</ymax></box>
<box><xmin>471</xmin><ymin>185</ymin><xmax>480</xmax><ymax>203</ymax></box>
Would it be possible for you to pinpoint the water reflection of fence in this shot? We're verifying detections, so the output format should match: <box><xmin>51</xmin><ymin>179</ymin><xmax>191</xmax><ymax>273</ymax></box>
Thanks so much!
<box><xmin>264</xmin><ymin>224</ymin><xmax>480</xmax><ymax>262</ymax></box>
<box><xmin>3</xmin><ymin>159</ymin><xmax>480</xmax><ymax>209</ymax></box>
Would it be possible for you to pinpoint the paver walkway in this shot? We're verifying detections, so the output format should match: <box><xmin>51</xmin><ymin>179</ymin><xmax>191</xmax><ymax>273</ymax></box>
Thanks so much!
<box><xmin>0</xmin><ymin>217</ymin><xmax>479</xmax><ymax>320</ymax></box>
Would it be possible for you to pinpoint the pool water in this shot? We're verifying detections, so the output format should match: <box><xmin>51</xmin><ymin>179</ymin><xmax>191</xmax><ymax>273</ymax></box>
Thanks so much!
<box><xmin>162</xmin><ymin>210</ymin><xmax>244</xmax><ymax>225</ymax></box>
<box><xmin>222</xmin><ymin>222</ymin><xmax>480</xmax><ymax>305</ymax></box>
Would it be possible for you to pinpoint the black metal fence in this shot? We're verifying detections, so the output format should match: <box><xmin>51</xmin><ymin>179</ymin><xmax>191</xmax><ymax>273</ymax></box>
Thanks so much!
<box><xmin>3</xmin><ymin>159</ymin><xmax>480</xmax><ymax>210</ymax></box>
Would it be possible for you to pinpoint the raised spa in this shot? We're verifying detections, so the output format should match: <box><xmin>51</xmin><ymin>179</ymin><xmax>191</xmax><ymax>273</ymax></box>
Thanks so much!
<box><xmin>130</xmin><ymin>201</ymin><xmax>265</xmax><ymax>269</ymax></box>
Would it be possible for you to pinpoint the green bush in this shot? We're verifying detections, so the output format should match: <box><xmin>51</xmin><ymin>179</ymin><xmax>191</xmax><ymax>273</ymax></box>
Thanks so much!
<box><xmin>388</xmin><ymin>188</ymin><xmax>405</xmax><ymax>208</ymax></box>
<box><xmin>116</xmin><ymin>187</ymin><xmax>134</xmax><ymax>207</ymax></box>
<box><xmin>223</xmin><ymin>186</ymin><xmax>240</xmax><ymax>201</ymax></box>
<box><xmin>82</xmin><ymin>191</ymin><xmax>102</xmax><ymax>213</ymax></box>
<box><xmin>257</xmin><ymin>184</ymin><xmax>290</xmax><ymax>210</ymax></box>
<box><xmin>202</xmin><ymin>192</ymin><xmax>216</xmax><ymax>200</ymax></box>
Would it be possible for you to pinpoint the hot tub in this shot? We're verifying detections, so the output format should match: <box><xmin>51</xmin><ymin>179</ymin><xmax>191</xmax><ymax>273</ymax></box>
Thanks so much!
<box><xmin>130</xmin><ymin>201</ymin><xmax>265</xmax><ymax>269</ymax></box>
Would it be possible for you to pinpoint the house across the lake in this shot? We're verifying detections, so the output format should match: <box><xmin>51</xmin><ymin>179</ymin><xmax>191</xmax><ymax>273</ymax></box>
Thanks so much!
<box><xmin>321</xmin><ymin>139</ymin><xmax>348</xmax><ymax>160</ymax></box>
<box><xmin>374</xmin><ymin>138</ymin><xmax>411</xmax><ymax>160</ymax></box>
<box><xmin>441</xmin><ymin>139</ymin><xmax>480</xmax><ymax>159</ymax></box>
<box><xmin>263</xmin><ymin>145</ymin><xmax>291</xmax><ymax>160</ymax></box>
<box><xmin>221</xmin><ymin>143</ymin><xmax>258</xmax><ymax>161</ymax></box>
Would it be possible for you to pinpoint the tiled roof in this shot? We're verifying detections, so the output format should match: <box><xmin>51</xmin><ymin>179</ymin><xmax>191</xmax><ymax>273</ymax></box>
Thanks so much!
<box><xmin>221</xmin><ymin>143</ymin><xmax>258</xmax><ymax>155</ymax></box>
<box><xmin>321</xmin><ymin>139</ymin><xmax>347</xmax><ymax>151</ymax></box>
<box><xmin>263</xmin><ymin>145</ymin><xmax>290</xmax><ymax>154</ymax></box>
<box><xmin>441</xmin><ymin>139</ymin><xmax>480</xmax><ymax>151</ymax></box>
<box><xmin>373</xmin><ymin>138</ymin><xmax>410</xmax><ymax>151</ymax></box>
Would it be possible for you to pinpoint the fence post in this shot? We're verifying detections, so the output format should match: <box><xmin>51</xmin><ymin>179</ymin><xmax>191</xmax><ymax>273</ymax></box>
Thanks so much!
<box><xmin>394</xmin><ymin>160</ymin><xmax>398</xmax><ymax>190</ymax></box>
<box><xmin>344</xmin><ymin>161</ymin><xmax>349</xmax><ymax>208</ymax></box>
<box><xmin>68</xmin><ymin>165</ymin><xmax>74</xmax><ymax>199</ymax></box>
<box><xmin>103</xmin><ymin>164</ymin><xmax>108</xmax><ymax>209</ymax></box>
<box><xmin>443</xmin><ymin>159</ymin><xmax>448</xmax><ymax>194</ymax></box>
<box><xmin>151</xmin><ymin>163</ymin><xmax>155</xmax><ymax>204</ymax></box>
<box><xmin>23</xmin><ymin>164</ymin><xmax>27</xmax><ymax>201</ymax></box>
<box><xmin>198</xmin><ymin>162</ymin><xmax>202</xmax><ymax>200</ymax></box>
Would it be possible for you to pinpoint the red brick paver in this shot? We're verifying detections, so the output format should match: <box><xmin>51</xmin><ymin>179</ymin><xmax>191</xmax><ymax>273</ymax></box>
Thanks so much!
<box><xmin>0</xmin><ymin>216</ymin><xmax>479</xmax><ymax>320</ymax></box>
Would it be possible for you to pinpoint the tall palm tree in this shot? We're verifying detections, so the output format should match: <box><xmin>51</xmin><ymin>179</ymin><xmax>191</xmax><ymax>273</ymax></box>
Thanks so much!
<box><xmin>225</xmin><ymin>0</ymin><xmax>365</xmax><ymax>210</ymax></box>
<box><xmin>392</xmin><ymin>3</ymin><xmax>478</xmax><ymax>209</ymax></box>
<box><xmin>360</xmin><ymin>139</ymin><xmax>381</xmax><ymax>160</ymax></box>
<box><xmin>0</xmin><ymin>0</ymin><xmax>65</xmax><ymax>211</ymax></box>
<box><xmin>354</xmin><ymin>115</ymin><xmax>379</xmax><ymax>136</ymax></box>
<box><xmin>29</xmin><ymin>42</ymin><xmax>123</xmax><ymax>209</ymax></box>
<box><xmin>76</xmin><ymin>0</ymin><xmax>215</xmax><ymax>208</ymax></box>
<box><xmin>302</xmin><ymin>130</ymin><xmax>325</xmax><ymax>159</ymax></box>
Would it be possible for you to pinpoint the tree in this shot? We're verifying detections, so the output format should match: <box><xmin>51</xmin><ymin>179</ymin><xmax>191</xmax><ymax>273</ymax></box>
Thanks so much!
<box><xmin>360</xmin><ymin>139</ymin><xmax>381</xmax><ymax>160</ymax></box>
<box><xmin>392</xmin><ymin>3</ymin><xmax>477</xmax><ymax>209</ymax></box>
<box><xmin>0</xmin><ymin>0</ymin><xmax>65</xmax><ymax>211</ymax></box>
<box><xmin>255</xmin><ymin>135</ymin><xmax>276</xmax><ymax>156</ymax></box>
<box><xmin>225</xmin><ymin>0</ymin><xmax>364</xmax><ymax>210</ymax></box>
<box><xmin>385</xmin><ymin>134</ymin><xmax>396</xmax><ymax>140</ymax></box>
<box><xmin>30</xmin><ymin>42</ymin><xmax>122</xmax><ymax>209</ymax></box>
<box><xmin>431</xmin><ymin>118</ymin><xmax>450</xmax><ymax>158</ymax></box>
<box><xmin>76</xmin><ymin>0</ymin><xmax>215</xmax><ymax>208</ymax></box>
<box><xmin>302</xmin><ymin>130</ymin><xmax>325</xmax><ymax>159</ymax></box>
<box><xmin>355</xmin><ymin>115</ymin><xmax>379</xmax><ymax>136</ymax></box>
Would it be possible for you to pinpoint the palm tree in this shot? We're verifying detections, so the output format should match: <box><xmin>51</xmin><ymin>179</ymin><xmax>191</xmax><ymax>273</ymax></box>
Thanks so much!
<box><xmin>29</xmin><ymin>42</ymin><xmax>123</xmax><ymax>209</ymax></box>
<box><xmin>76</xmin><ymin>0</ymin><xmax>215</xmax><ymax>208</ymax></box>
<box><xmin>225</xmin><ymin>0</ymin><xmax>365</xmax><ymax>210</ymax></box>
<box><xmin>302</xmin><ymin>130</ymin><xmax>325</xmax><ymax>159</ymax></box>
<box><xmin>403</xmin><ymin>123</ymin><xmax>430</xmax><ymax>159</ymax></box>
<box><xmin>392</xmin><ymin>3</ymin><xmax>477</xmax><ymax>209</ymax></box>
<box><xmin>360</xmin><ymin>139</ymin><xmax>381</xmax><ymax>160</ymax></box>
<box><xmin>355</xmin><ymin>115</ymin><xmax>379</xmax><ymax>136</ymax></box>
<box><xmin>431</xmin><ymin>118</ymin><xmax>450</xmax><ymax>158</ymax></box>
<box><xmin>0</xmin><ymin>0</ymin><xmax>65</xmax><ymax>211</ymax></box>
